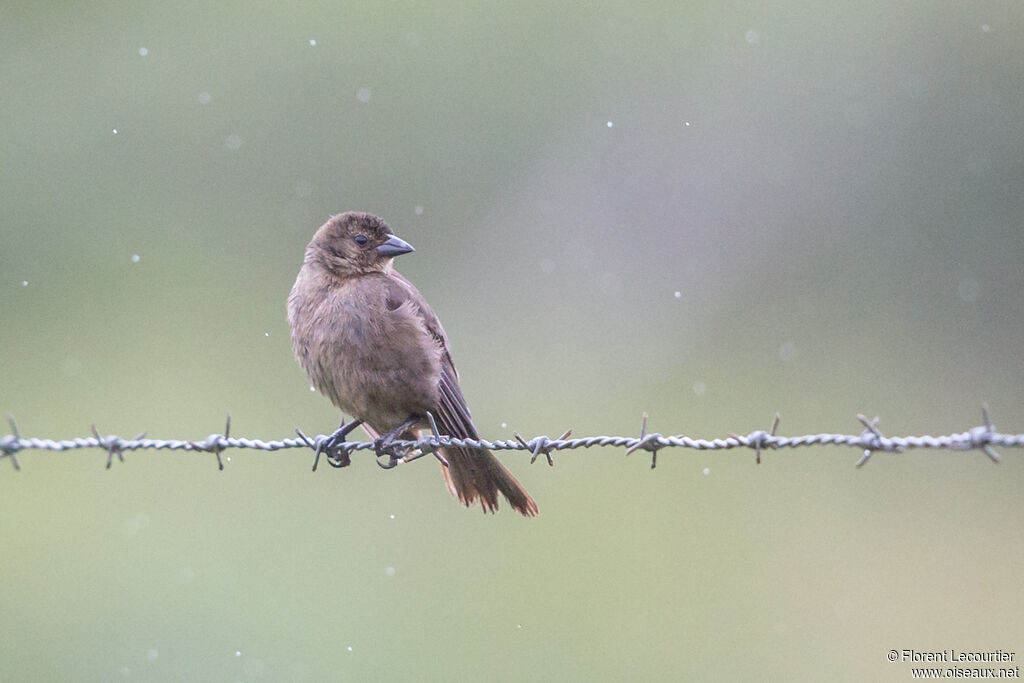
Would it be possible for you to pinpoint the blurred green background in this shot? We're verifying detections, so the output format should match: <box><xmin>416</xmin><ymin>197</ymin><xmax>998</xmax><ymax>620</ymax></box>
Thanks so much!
<box><xmin>2</xmin><ymin>1</ymin><xmax>1023</xmax><ymax>681</ymax></box>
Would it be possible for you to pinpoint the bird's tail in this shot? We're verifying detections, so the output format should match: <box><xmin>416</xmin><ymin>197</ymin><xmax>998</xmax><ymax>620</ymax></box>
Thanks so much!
<box><xmin>438</xmin><ymin>441</ymin><xmax>538</xmax><ymax>517</ymax></box>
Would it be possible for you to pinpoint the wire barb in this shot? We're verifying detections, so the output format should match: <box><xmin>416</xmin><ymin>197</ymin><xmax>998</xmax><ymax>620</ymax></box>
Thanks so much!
<box><xmin>397</xmin><ymin>412</ymin><xmax>449</xmax><ymax>468</ymax></box>
<box><xmin>971</xmin><ymin>403</ymin><xmax>1000</xmax><ymax>464</ymax></box>
<box><xmin>731</xmin><ymin>413</ymin><xmax>780</xmax><ymax>464</ymax></box>
<box><xmin>514</xmin><ymin>429</ymin><xmax>570</xmax><ymax>466</ymax></box>
<box><xmin>625</xmin><ymin>412</ymin><xmax>664</xmax><ymax>469</ymax></box>
<box><xmin>188</xmin><ymin>414</ymin><xmax>231</xmax><ymax>470</ymax></box>
<box><xmin>92</xmin><ymin>424</ymin><xmax>146</xmax><ymax>469</ymax></box>
<box><xmin>1</xmin><ymin>414</ymin><xmax>22</xmax><ymax>471</ymax></box>
<box><xmin>854</xmin><ymin>414</ymin><xmax>904</xmax><ymax>468</ymax></box>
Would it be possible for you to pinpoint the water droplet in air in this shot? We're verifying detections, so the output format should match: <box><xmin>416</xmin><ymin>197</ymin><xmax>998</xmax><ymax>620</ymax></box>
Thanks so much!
<box><xmin>131</xmin><ymin>254</ymin><xmax>140</xmax><ymax>263</ymax></box>
<box><xmin>744</xmin><ymin>30</ymin><xmax>759</xmax><ymax>44</ymax></box>
<box><xmin>309</xmin><ymin>39</ymin><xmax>317</xmax><ymax>46</ymax></box>
<box><xmin>674</xmin><ymin>291</ymin><xmax>681</xmax><ymax>298</ymax></box>
<box><xmin>138</xmin><ymin>47</ymin><xmax>148</xmax><ymax>56</ymax></box>
<box><xmin>414</xmin><ymin>205</ymin><xmax>423</xmax><ymax>215</ymax></box>
<box><xmin>198</xmin><ymin>91</ymin><xmax>211</xmax><ymax>105</ymax></box>
<box><xmin>356</xmin><ymin>88</ymin><xmax>372</xmax><ymax>103</ymax></box>
<box><xmin>703</xmin><ymin>467</ymin><xmax>710</xmax><ymax>476</ymax></box>
<box><xmin>385</xmin><ymin>566</ymin><xmax>396</xmax><ymax>576</ymax></box>
<box><xmin>22</xmin><ymin>281</ymin><xmax>28</xmax><ymax>287</ymax></box>
<box><xmin>112</xmin><ymin>129</ymin><xmax>118</xmax><ymax>135</ymax></box>
<box><xmin>146</xmin><ymin>650</ymin><xmax>158</xmax><ymax>661</ymax></box>
<box><xmin>606</xmin><ymin>121</ymin><xmax>613</xmax><ymax>128</ymax></box>
<box><xmin>225</xmin><ymin>134</ymin><xmax>242</xmax><ymax>150</ymax></box>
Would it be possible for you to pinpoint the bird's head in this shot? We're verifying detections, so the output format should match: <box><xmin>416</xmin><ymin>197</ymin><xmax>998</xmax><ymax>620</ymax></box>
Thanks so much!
<box><xmin>305</xmin><ymin>212</ymin><xmax>414</xmax><ymax>277</ymax></box>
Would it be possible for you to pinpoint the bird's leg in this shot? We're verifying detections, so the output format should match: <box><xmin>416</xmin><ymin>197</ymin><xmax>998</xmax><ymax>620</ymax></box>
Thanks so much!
<box><xmin>314</xmin><ymin>418</ymin><xmax>363</xmax><ymax>470</ymax></box>
<box><xmin>375</xmin><ymin>415</ymin><xmax>422</xmax><ymax>470</ymax></box>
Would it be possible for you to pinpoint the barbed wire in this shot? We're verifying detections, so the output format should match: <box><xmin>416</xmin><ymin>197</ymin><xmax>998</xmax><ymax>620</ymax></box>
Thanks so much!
<box><xmin>1</xmin><ymin>405</ymin><xmax>1019</xmax><ymax>473</ymax></box>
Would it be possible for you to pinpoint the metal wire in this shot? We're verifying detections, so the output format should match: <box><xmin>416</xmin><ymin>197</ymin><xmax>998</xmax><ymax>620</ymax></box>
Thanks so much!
<box><xmin>0</xmin><ymin>406</ymin><xmax>1018</xmax><ymax>472</ymax></box>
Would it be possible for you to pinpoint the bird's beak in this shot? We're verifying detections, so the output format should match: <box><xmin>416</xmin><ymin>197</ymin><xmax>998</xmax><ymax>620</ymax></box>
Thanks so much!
<box><xmin>377</xmin><ymin>234</ymin><xmax>415</xmax><ymax>258</ymax></box>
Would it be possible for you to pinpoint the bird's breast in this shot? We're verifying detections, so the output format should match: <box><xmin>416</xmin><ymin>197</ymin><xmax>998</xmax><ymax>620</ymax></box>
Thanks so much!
<box><xmin>291</xmin><ymin>281</ymin><xmax>442</xmax><ymax>429</ymax></box>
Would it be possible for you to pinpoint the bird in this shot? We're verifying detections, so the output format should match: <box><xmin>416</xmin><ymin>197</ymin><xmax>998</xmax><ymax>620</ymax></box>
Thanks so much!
<box><xmin>287</xmin><ymin>211</ymin><xmax>538</xmax><ymax>516</ymax></box>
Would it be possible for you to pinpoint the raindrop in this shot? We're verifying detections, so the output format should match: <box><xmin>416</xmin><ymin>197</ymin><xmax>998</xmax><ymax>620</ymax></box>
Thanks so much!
<box><xmin>384</xmin><ymin>566</ymin><xmax>396</xmax><ymax>577</ymax></box>
<box><xmin>146</xmin><ymin>650</ymin><xmax>158</xmax><ymax>661</ymax></box>
<box><xmin>702</xmin><ymin>467</ymin><xmax>710</xmax><ymax>476</ymax></box>
<box><xmin>309</xmin><ymin>39</ymin><xmax>317</xmax><ymax>46</ymax></box>
<box><xmin>112</xmin><ymin>129</ymin><xmax>118</xmax><ymax>135</ymax></box>
<box><xmin>225</xmin><ymin>134</ymin><xmax>242</xmax><ymax>150</ymax></box>
<box><xmin>198</xmin><ymin>91</ymin><xmax>211</xmax><ymax>105</ymax></box>
<box><xmin>606</xmin><ymin>121</ymin><xmax>613</xmax><ymax>128</ymax></box>
<box><xmin>22</xmin><ymin>280</ymin><xmax>28</xmax><ymax>287</ymax></box>
<box><xmin>692</xmin><ymin>381</ymin><xmax>707</xmax><ymax>396</ymax></box>
<box><xmin>501</xmin><ymin>422</ymin><xmax>507</xmax><ymax>429</ymax></box>
<box><xmin>674</xmin><ymin>291</ymin><xmax>681</xmax><ymax>298</ymax></box>
<box><xmin>356</xmin><ymin>87</ymin><xmax>372</xmax><ymax>103</ymax></box>
<box><xmin>347</xmin><ymin>646</ymin><xmax>353</xmax><ymax>652</ymax></box>
<box><xmin>264</xmin><ymin>332</ymin><xmax>269</xmax><ymax>337</ymax></box>
<box><xmin>131</xmin><ymin>254</ymin><xmax>140</xmax><ymax>263</ymax></box>
<box><xmin>138</xmin><ymin>47</ymin><xmax>148</xmax><ymax>56</ymax></box>
<box><xmin>744</xmin><ymin>29</ymin><xmax>759</xmax><ymax>44</ymax></box>
<box><xmin>414</xmin><ymin>204</ymin><xmax>423</xmax><ymax>215</ymax></box>
<box><xmin>981</xmin><ymin>24</ymin><xmax>991</xmax><ymax>33</ymax></box>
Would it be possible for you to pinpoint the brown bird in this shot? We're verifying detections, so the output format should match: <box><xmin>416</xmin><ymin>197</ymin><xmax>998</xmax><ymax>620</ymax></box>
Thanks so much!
<box><xmin>287</xmin><ymin>212</ymin><xmax>538</xmax><ymax>516</ymax></box>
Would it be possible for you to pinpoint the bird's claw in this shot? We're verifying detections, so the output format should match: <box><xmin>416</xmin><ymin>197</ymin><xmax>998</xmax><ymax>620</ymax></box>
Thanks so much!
<box><xmin>374</xmin><ymin>438</ymin><xmax>406</xmax><ymax>470</ymax></box>
<box><xmin>313</xmin><ymin>430</ymin><xmax>353</xmax><ymax>470</ymax></box>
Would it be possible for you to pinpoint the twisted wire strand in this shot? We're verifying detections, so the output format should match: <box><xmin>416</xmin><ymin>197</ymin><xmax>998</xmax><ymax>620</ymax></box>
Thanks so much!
<box><xmin>0</xmin><ymin>408</ymin><xmax>1018</xmax><ymax>471</ymax></box>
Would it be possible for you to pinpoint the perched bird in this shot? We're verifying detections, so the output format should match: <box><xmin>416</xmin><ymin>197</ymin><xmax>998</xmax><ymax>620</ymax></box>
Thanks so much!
<box><xmin>287</xmin><ymin>212</ymin><xmax>538</xmax><ymax>516</ymax></box>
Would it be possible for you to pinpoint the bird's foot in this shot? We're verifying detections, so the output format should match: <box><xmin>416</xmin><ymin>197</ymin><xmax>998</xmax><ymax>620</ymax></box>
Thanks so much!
<box><xmin>312</xmin><ymin>419</ymin><xmax>362</xmax><ymax>471</ymax></box>
<box><xmin>374</xmin><ymin>437</ymin><xmax>406</xmax><ymax>470</ymax></box>
<box><xmin>373</xmin><ymin>414</ymin><xmax>422</xmax><ymax>470</ymax></box>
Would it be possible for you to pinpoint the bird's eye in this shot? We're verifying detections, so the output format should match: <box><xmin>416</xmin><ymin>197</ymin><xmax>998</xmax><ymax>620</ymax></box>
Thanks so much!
<box><xmin>353</xmin><ymin>234</ymin><xmax>368</xmax><ymax>246</ymax></box>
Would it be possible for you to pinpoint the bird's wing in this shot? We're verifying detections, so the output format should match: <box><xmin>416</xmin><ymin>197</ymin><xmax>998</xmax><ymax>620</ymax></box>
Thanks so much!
<box><xmin>385</xmin><ymin>270</ymin><xmax>477</xmax><ymax>439</ymax></box>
